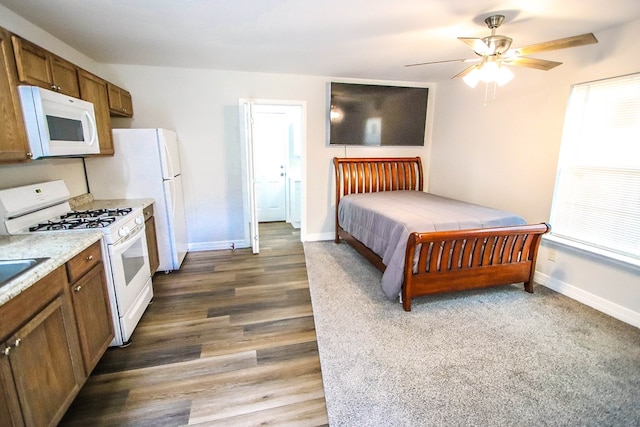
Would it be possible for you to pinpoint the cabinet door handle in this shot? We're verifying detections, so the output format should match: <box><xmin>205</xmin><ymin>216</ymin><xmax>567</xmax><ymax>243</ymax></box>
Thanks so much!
<box><xmin>2</xmin><ymin>339</ymin><xmax>21</xmax><ymax>356</ymax></box>
<box><xmin>87</xmin><ymin>255</ymin><xmax>94</xmax><ymax>261</ymax></box>
<box><xmin>74</xmin><ymin>285</ymin><xmax>82</xmax><ymax>292</ymax></box>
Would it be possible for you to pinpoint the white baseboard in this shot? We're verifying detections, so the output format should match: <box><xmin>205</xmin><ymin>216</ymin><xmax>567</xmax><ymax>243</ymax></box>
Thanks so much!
<box><xmin>188</xmin><ymin>240</ymin><xmax>248</xmax><ymax>252</ymax></box>
<box><xmin>535</xmin><ymin>271</ymin><xmax>640</xmax><ymax>329</ymax></box>
<box><xmin>302</xmin><ymin>232</ymin><xmax>334</xmax><ymax>242</ymax></box>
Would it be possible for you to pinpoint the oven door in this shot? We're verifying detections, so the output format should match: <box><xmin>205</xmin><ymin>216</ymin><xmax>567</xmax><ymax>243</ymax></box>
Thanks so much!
<box><xmin>108</xmin><ymin>223</ymin><xmax>151</xmax><ymax>317</ymax></box>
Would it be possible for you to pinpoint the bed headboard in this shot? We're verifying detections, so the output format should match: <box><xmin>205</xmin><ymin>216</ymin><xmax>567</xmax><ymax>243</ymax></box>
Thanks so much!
<box><xmin>333</xmin><ymin>157</ymin><xmax>424</xmax><ymax>201</ymax></box>
<box><xmin>333</xmin><ymin>157</ymin><xmax>424</xmax><ymax>243</ymax></box>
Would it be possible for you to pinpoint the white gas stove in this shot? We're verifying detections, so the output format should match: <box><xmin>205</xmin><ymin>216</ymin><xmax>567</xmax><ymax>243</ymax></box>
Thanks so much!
<box><xmin>0</xmin><ymin>180</ymin><xmax>142</xmax><ymax>245</ymax></box>
<box><xmin>0</xmin><ymin>180</ymin><xmax>152</xmax><ymax>347</ymax></box>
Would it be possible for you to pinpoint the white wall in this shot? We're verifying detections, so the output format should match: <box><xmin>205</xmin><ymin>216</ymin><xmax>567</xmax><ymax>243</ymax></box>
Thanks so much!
<box><xmin>106</xmin><ymin>66</ymin><xmax>432</xmax><ymax>247</ymax></box>
<box><xmin>429</xmin><ymin>18</ymin><xmax>640</xmax><ymax>327</ymax></box>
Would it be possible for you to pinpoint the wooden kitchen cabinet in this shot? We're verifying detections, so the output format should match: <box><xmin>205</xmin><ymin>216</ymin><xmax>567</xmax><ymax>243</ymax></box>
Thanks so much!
<box><xmin>1</xmin><ymin>25</ymin><xmax>135</xmax><ymax>163</ymax></box>
<box><xmin>77</xmin><ymin>69</ymin><xmax>114</xmax><ymax>156</ymax></box>
<box><xmin>143</xmin><ymin>204</ymin><xmax>160</xmax><ymax>274</ymax></box>
<box><xmin>0</xmin><ymin>266</ymin><xmax>84</xmax><ymax>427</ymax></box>
<box><xmin>0</xmin><ymin>347</ymin><xmax>22</xmax><ymax>426</ymax></box>
<box><xmin>107</xmin><ymin>82</ymin><xmax>133</xmax><ymax>117</ymax></box>
<box><xmin>50</xmin><ymin>56</ymin><xmax>80</xmax><ymax>98</ymax></box>
<box><xmin>11</xmin><ymin>35</ymin><xmax>80</xmax><ymax>98</ymax></box>
<box><xmin>66</xmin><ymin>241</ymin><xmax>114</xmax><ymax>374</ymax></box>
<box><xmin>0</xmin><ymin>28</ymin><xmax>31</xmax><ymax>163</ymax></box>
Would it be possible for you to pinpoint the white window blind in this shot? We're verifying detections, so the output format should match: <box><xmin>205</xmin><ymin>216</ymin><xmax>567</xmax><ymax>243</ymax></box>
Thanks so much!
<box><xmin>550</xmin><ymin>73</ymin><xmax>640</xmax><ymax>262</ymax></box>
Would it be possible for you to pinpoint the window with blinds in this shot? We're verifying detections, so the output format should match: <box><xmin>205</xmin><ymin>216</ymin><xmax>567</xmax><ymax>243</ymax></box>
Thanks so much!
<box><xmin>549</xmin><ymin>73</ymin><xmax>640</xmax><ymax>264</ymax></box>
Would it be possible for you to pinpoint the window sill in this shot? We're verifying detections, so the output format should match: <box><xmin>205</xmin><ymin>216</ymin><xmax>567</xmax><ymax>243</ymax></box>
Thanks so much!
<box><xmin>543</xmin><ymin>234</ymin><xmax>640</xmax><ymax>273</ymax></box>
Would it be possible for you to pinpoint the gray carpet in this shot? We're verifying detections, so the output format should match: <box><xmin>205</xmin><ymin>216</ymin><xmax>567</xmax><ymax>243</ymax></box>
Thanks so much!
<box><xmin>303</xmin><ymin>241</ymin><xmax>640</xmax><ymax>426</ymax></box>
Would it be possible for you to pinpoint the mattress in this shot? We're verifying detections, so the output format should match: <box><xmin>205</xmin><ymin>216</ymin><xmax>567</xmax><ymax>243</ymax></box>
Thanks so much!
<box><xmin>337</xmin><ymin>191</ymin><xmax>526</xmax><ymax>299</ymax></box>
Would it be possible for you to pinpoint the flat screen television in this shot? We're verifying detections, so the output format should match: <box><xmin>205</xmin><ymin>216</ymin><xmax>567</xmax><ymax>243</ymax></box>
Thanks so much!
<box><xmin>329</xmin><ymin>82</ymin><xmax>429</xmax><ymax>146</ymax></box>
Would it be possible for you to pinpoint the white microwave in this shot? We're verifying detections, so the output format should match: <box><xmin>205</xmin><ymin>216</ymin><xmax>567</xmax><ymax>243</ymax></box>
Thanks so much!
<box><xmin>18</xmin><ymin>86</ymin><xmax>100</xmax><ymax>159</ymax></box>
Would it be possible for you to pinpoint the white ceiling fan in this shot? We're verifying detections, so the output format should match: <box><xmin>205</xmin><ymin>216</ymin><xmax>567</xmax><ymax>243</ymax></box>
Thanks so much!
<box><xmin>406</xmin><ymin>14</ymin><xmax>598</xmax><ymax>87</ymax></box>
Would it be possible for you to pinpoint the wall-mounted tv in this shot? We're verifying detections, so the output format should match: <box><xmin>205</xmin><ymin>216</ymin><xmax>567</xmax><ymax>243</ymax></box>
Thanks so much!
<box><xmin>329</xmin><ymin>82</ymin><xmax>429</xmax><ymax>146</ymax></box>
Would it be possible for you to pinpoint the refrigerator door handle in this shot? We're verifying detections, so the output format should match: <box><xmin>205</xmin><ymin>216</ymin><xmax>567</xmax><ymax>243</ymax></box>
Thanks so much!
<box><xmin>163</xmin><ymin>141</ymin><xmax>175</xmax><ymax>177</ymax></box>
<box><xmin>162</xmin><ymin>135</ymin><xmax>176</xmax><ymax>179</ymax></box>
<box><xmin>168</xmin><ymin>178</ymin><xmax>177</xmax><ymax>216</ymax></box>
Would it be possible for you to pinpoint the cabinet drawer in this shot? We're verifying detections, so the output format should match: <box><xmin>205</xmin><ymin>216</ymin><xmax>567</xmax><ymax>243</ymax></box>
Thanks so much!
<box><xmin>66</xmin><ymin>241</ymin><xmax>102</xmax><ymax>284</ymax></box>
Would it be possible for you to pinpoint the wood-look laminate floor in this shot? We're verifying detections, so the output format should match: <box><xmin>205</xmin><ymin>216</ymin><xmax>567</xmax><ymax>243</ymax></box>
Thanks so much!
<box><xmin>60</xmin><ymin>222</ymin><xmax>329</xmax><ymax>426</ymax></box>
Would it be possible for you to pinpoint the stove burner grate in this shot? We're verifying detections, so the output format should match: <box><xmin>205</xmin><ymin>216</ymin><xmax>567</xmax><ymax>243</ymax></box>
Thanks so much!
<box><xmin>29</xmin><ymin>216</ymin><xmax>117</xmax><ymax>231</ymax></box>
<box><xmin>61</xmin><ymin>207</ymin><xmax>133</xmax><ymax>220</ymax></box>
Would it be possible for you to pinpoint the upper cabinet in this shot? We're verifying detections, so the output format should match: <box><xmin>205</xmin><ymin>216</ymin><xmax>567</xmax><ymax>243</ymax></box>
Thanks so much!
<box><xmin>78</xmin><ymin>69</ymin><xmax>114</xmax><ymax>156</ymax></box>
<box><xmin>0</xmin><ymin>26</ymin><xmax>134</xmax><ymax>163</ymax></box>
<box><xmin>107</xmin><ymin>83</ymin><xmax>133</xmax><ymax>117</ymax></box>
<box><xmin>0</xmin><ymin>28</ymin><xmax>31</xmax><ymax>162</ymax></box>
<box><xmin>11</xmin><ymin>36</ymin><xmax>80</xmax><ymax>98</ymax></box>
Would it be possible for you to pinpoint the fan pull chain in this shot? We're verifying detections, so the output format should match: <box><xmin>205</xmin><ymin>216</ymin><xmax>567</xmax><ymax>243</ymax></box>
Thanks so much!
<box><xmin>482</xmin><ymin>81</ymin><xmax>500</xmax><ymax>106</ymax></box>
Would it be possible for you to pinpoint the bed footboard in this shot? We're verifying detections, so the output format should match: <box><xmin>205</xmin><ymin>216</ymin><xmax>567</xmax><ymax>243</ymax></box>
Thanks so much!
<box><xmin>402</xmin><ymin>223</ymin><xmax>550</xmax><ymax>311</ymax></box>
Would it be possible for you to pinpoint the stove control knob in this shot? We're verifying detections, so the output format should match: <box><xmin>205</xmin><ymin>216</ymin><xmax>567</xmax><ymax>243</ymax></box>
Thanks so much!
<box><xmin>135</xmin><ymin>216</ymin><xmax>144</xmax><ymax>225</ymax></box>
<box><xmin>119</xmin><ymin>226</ymin><xmax>130</xmax><ymax>237</ymax></box>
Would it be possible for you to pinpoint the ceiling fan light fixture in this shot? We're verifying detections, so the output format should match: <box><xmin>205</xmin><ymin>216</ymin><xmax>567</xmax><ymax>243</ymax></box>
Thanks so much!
<box><xmin>495</xmin><ymin>65</ymin><xmax>514</xmax><ymax>86</ymax></box>
<box><xmin>463</xmin><ymin>61</ymin><xmax>514</xmax><ymax>88</ymax></box>
<box><xmin>462</xmin><ymin>67</ymin><xmax>481</xmax><ymax>88</ymax></box>
<box><xmin>407</xmin><ymin>13</ymin><xmax>598</xmax><ymax>94</ymax></box>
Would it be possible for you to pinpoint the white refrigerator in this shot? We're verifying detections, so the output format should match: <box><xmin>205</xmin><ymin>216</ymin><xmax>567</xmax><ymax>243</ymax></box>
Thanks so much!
<box><xmin>85</xmin><ymin>128</ymin><xmax>188</xmax><ymax>272</ymax></box>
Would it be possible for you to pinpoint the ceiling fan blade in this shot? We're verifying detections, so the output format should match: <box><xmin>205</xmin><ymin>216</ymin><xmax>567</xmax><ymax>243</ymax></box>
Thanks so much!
<box><xmin>504</xmin><ymin>56</ymin><xmax>563</xmax><ymax>70</ymax></box>
<box><xmin>510</xmin><ymin>33</ymin><xmax>598</xmax><ymax>56</ymax></box>
<box><xmin>452</xmin><ymin>64</ymin><xmax>478</xmax><ymax>79</ymax></box>
<box><xmin>404</xmin><ymin>58</ymin><xmax>479</xmax><ymax>67</ymax></box>
<box><xmin>458</xmin><ymin>37</ymin><xmax>491</xmax><ymax>55</ymax></box>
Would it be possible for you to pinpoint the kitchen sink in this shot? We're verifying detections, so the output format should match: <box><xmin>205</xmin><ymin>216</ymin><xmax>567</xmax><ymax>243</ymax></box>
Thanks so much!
<box><xmin>0</xmin><ymin>258</ymin><xmax>49</xmax><ymax>288</ymax></box>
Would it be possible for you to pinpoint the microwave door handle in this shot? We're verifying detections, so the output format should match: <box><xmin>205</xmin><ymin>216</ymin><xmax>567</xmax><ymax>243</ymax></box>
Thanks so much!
<box><xmin>84</xmin><ymin>110</ymin><xmax>98</xmax><ymax>147</ymax></box>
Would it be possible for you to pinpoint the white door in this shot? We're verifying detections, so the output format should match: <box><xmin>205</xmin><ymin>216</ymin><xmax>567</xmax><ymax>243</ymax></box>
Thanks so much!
<box><xmin>240</xmin><ymin>99</ymin><xmax>305</xmax><ymax>253</ymax></box>
<box><xmin>253</xmin><ymin>108</ymin><xmax>288</xmax><ymax>222</ymax></box>
<box><xmin>240</xmin><ymin>101</ymin><xmax>259</xmax><ymax>253</ymax></box>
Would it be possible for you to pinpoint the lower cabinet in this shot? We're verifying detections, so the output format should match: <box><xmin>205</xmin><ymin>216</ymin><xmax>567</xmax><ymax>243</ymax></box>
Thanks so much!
<box><xmin>0</xmin><ymin>267</ymin><xmax>84</xmax><ymax>427</ymax></box>
<box><xmin>0</xmin><ymin>241</ymin><xmax>114</xmax><ymax>426</ymax></box>
<box><xmin>143</xmin><ymin>204</ymin><xmax>160</xmax><ymax>275</ymax></box>
<box><xmin>69</xmin><ymin>262</ymin><xmax>114</xmax><ymax>374</ymax></box>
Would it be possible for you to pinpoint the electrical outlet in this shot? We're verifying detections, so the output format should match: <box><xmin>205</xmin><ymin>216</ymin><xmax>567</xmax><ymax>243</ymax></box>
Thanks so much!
<box><xmin>547</xmin><ymin>248</ymin><xmax>557</xmax><ymax>262</ymax></box>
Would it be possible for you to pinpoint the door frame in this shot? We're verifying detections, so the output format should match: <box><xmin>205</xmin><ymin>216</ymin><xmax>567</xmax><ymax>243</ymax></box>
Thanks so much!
<box><xmin>239</xmin><ymin>98</ymin><xmax>306</xmax><ymax>252</ymax></box>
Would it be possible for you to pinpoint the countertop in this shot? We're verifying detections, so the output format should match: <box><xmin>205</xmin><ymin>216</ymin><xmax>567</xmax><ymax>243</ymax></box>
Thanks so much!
<box><xmin>0</xmin><ymin>232</ymin><xmax>103</xmax><ymax>306</ymax></box>
<box><xmin>74</xmin><ymin>197</ymin><xmax>155</xmax><ymax>211</ymax></box>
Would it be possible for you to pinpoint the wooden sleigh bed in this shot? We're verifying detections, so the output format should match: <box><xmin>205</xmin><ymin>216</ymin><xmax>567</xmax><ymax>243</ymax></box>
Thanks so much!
<box><xmin>333</xmin><ymin>157</ymin><xmax>550</xmax><ymax>311</ymax></box>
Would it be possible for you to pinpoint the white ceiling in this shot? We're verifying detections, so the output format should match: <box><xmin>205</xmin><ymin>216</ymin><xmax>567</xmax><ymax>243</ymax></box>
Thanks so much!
<box><xmin>2</xmin><ymin>0</ymin><xmax>640</xmax><ymax>82</ymax></box>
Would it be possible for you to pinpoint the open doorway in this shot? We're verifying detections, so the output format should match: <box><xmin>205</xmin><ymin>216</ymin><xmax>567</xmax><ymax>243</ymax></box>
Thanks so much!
<box><xmin>240</xmin><ymin>100</ymin><xmax>305</xmax><ymax>253</ymax></box>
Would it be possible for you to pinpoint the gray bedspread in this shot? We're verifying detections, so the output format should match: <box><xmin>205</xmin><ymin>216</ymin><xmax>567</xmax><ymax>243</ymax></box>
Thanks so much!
<box><xmin>337</xmin><ymin>191</ymin><xmax>526</xmax><ymax>299</ymax></box>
